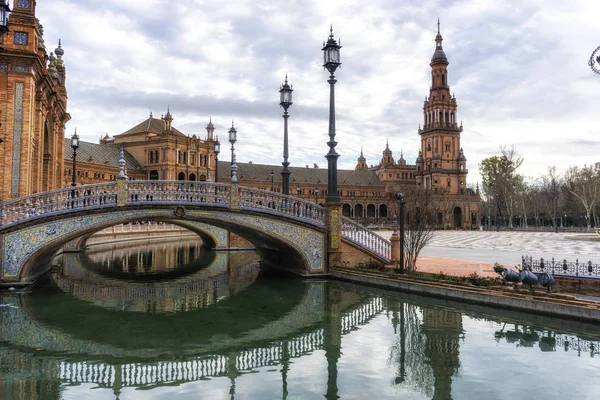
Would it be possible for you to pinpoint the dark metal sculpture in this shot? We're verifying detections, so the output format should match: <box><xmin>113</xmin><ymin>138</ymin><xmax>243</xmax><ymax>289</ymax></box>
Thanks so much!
<box><xmin>589</xmin><ymin>46</ymin><xmax>600</xmax><ymax>75</ymax></box>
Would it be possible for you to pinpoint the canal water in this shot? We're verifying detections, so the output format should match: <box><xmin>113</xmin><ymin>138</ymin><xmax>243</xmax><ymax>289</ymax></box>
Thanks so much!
<box><xmin>1</xmin><ymin>237</ymin><xmax>600</xmax><ymax>400</ymax></box>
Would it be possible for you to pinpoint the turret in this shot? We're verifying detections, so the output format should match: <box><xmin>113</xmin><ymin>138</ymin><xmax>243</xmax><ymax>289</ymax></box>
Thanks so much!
<box><xmin>163</xmin><ymin>107</ymin><xmax>173</xmax><ymax>132</ymax></box>
<box><xmin>356</xmin><ymin>147</ymin><xmax>368</xmax><ymax>170</ymax></box>
<box><xmin>206</xmin><ymin>117</ymin><xmax>214</xmax><ymax>141</ymax></box>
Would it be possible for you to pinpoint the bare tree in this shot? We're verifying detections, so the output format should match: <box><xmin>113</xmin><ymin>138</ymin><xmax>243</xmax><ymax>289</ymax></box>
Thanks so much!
<box><xmin>479</xmin><ymin>145</ymin><xmax>523</xmax><ymax>228</ymax></box>
<box><xmin>402</xmin><ymin>187</ymin><xmax>439</xmax><ymax>274</ymax></box>
<box><xmin>565</xmin><ymin>164</ymin><xmax>599</xmax><ymax>228</ymax></box>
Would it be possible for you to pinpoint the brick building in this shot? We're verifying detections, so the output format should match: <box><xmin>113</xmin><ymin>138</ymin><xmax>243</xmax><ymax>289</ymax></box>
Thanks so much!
<box><xmin>0</xmin><ymin>0</ymin><xmax>69</xmax><ymax>200</ymax></box>
<box><xmin>1</xmin><ymin>4</ymin><xmax>479</xmax><ymax>228</ymax></box>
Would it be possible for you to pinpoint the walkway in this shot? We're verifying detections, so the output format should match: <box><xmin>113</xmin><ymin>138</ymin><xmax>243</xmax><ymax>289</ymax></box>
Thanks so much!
<box><xmin>380</xmin><ymin>231</ymin><xmax>600</xmax><ymax>278</ymax></box>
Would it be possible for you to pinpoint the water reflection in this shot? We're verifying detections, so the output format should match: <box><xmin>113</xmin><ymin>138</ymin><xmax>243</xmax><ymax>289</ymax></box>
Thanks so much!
<box><xmin>1</xmin><ymin>238</ymin><xmax>600</xmax><ymax>399</ymax></box>
<box><xmin>81</xmin><ymin>236</ymin><xmax>213</xmax><ymax>279</ymax></box>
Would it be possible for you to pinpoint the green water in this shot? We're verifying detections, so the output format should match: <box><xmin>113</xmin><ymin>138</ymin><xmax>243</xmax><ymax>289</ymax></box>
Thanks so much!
<box><xmin>1</xmin><ymin>238</ymin><xmax>600</xmax><ymax>400</ymax></box>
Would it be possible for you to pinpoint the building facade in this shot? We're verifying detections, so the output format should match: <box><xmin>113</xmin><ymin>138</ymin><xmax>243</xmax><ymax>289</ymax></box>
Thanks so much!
<box><xmin>0</xmin><ymin>5</ymin><xmax>478</xmax><ymax>229</ymax></box>
<box><xmin>0</xmin><ymin>0</ymin><xmax>70</xmax><ymax>200</ymax></box>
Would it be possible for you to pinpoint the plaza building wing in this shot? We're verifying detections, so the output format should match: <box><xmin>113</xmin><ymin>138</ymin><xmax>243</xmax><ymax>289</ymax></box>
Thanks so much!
<box><xmin>63</xmin><ymin>139</ymin><xmax>146</xmax><ymax>186</ymax></box>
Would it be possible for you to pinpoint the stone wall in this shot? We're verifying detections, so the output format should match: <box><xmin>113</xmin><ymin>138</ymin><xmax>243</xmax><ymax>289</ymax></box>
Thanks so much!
<box><xmin>554</xmin><ymin>277</ymin><xmax>600</xmax><ymax>296</ymax></box>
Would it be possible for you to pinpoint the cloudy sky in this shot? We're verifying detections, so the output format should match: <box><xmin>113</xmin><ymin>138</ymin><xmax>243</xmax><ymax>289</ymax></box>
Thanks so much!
<box><xmin>34</xmin><ymin>0</ymin><xmax>599</xmax><ymax>185</ymax></box>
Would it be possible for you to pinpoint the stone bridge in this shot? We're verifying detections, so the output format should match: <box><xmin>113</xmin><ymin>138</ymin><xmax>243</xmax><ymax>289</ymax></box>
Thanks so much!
<box><xmin>0</xmin><ymin>180</ymin><xmax>391</xmax><ymax>283</ymax></box>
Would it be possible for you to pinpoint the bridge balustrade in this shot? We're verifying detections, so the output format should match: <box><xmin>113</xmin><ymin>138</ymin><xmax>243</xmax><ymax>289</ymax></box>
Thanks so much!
<box><xmin>126</xmin><ymin>181</ymin><xmax>231</xmax><ymax>206</ymax></box>
<box><xmin>341</xmin><ymin>217</ymin><xmax>391</xmax><ymax>262</ymax></box>
<box><xmin>0</xmin><ymin>182</ymin><xmax>118</xmax><ymax>226</ymax></box>
<box><xmin>238</xmin><ymin>187</ymin><xmax>326</xmax><ymax>226</ymax></box>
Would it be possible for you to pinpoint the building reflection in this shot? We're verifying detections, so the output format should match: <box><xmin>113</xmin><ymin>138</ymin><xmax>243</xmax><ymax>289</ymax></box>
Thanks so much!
<box><xmin>388</xmin><ymin>301</ymin><xmax>463</xmax><ymax>400</ymax></box>
<box><xmin>421</xmin><ymin>307</ymin><xmax>463</xmax><ymax>400</ymax></box>
<box><xmin>83</xmin><ymin>236</ymin><xmax>208</xmax><ymax>276</ymax></box>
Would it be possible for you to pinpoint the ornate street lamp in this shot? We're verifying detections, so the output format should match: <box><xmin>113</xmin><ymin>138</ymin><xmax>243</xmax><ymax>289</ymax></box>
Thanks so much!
<box><xmin>395</xmin><ymin>192</ymin><xmax>405</xmax><ymax>274</ymax></box>
<box><xmin>71</xmin><ymin>129</ymin><xmax>79</xmax><ymax>187</ymax></box>
<box><xmin>214</xmin><ymin>137</ymin><xmax>220</xmax><ymax>183</ymax></box>
<box><xmin>315</xmin><ymin>187</ymin><xmax>319</xmax><ymax>204</ymax></box>
<box><xmin>279</xmin><ymin>74</ymin><xmax>293</xmax><ymax>195</ymax></box>
<box><xmin>0</xmin><ymin>0</ymin><xmax>10</xmax><ymax>51</ymax></box>
<box><xmin>296</xmin><ymin>184</ymin><xmax>301</xmax><ymax>196</ymax></box>
<box><xmin>270</xmin><ymin>169</ymin><xmax>275</xmax><ymax>191</ymax></box>
<box><xmin>229</xmin><ymin>122</ymin><xmax>237</xmax><ymax>166</ymax></box>
<box><xmin>322</xmin><ymin>26</ymin><xmax>342</xmax><ymax>203</ymax></box>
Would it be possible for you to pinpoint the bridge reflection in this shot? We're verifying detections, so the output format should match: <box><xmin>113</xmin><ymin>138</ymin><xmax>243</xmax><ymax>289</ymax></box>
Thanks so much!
<box><xmin>0</xmin><ymin>288</ymin><xmax>384</xmax><ymax>399</ymax></box>
<box><xmin>56</xmin><ymin>242</ymin><xmax>259</xmax><ymax>313</ymax></box>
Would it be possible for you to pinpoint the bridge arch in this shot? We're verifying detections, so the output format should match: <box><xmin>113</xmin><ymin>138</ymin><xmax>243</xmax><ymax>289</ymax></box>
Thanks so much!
<box><xmin>2</xmin><ymin>207</ymin><xmax>325</xmax><ymax>282</ymax></box>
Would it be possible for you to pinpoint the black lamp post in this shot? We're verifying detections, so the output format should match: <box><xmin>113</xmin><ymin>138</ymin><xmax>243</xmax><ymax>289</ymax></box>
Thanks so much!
<box><xmin>315</xmin><ymin>187</ymin><xmax>319</xmax><ymax>204</ymax></box>
<box><xmin>214</xmin><ymin>138</ymin><xmax>220</xmax><ymax>183</ymax></box>
<box><xmin>228</xmin><ymin>122</ymin><xmax>237</xmax><ymax>167</ymax></box>
<box><xmin>0</xmin><ymin>0</ymin><xmax>10</xmax><ymax>52</ymax></box>
<box><xmin>322</xmin><ymin>26</ymin><xmax>341</xmax><ymax>204</ymax></box>
<box><xmin>71</xmin><ymin>129</ymin><xmax>79</xmax><ymax>187</ymax></box>
<box><xmin>270</xmin><ymin>169</ymin><xmax>275</xmax><ymax>191</ymax></box>
<box><xmin>280</xmin><ymin>75</ymin><xmax>293</xmax><ymax>195</ymax></box>
<box><xmin>395</xmin><ymin>192</ymin><xmax>405</xmax><ymax>274</ymax></box>
<box><xmin>296</xmin><ymin>184</ymin><xmax>301</xmax><ymax>197</ymax></box>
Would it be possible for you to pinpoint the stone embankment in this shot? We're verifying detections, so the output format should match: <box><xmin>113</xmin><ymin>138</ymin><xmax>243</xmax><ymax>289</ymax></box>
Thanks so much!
<box><xmin>331</xmin><ymin>267</ymin><xmax>600</xmax><ymax>323</ymax></box>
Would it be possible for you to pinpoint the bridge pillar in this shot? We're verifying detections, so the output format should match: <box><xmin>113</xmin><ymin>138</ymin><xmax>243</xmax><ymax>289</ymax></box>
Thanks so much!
<box><xmin>229</xmin><ymin>183</ymin><xmax>239</xmax><ymax>210</ymax></box>
<box><xmin>390</xmin><ymin>232</ymin><xmax>400</xmax><ymax>265</ymax></box>
<box><xmin>116</xmin><ymin>178</ymin><xmax>128</xmax><ymax>207</ymax></box>
<box><xmin>325</xmin><ymin>202</ymin><xmax>342</xmax><ymax>271</ymax></box>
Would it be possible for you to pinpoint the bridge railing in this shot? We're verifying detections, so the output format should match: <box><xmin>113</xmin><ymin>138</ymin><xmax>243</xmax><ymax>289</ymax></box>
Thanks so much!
<box><xmin>126</xmin><ymin>181</ymin><xmax>231</xmax><ymax>206</ymax></box>
<box><xmin>238</xmin><ymin>187</ymin><xmax>326</xmax><ymax>226</ymax></box>
<box><xmin>341</xmin><ymin>217</ymin><xmax>391</xmax><ymax>262</ymax></box>
<box><xmin>0</xmin><ymin>182</ymin><xmax>117</xmax><ymax>226</ymax></box>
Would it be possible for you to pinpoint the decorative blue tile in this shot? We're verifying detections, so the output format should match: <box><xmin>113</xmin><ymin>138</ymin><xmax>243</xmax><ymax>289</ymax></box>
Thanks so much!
<box><xmin>0</xmin><ymin>64</ymin><xmax>7</xmax><ymax>71</ymax></box>
<box><xmin>13</xmin><ymin>32</ymin><xmax>28</xmax><ymax>46</ymax></box>
<box><xmin>11</xmin><ymin>83</ymin><xmax>23</xmax><ymax>197</ymax></box>
<box><xmin>10</xmin><ymin>65</ymin><xmax>29</xmax><ymax>73</ymax></box>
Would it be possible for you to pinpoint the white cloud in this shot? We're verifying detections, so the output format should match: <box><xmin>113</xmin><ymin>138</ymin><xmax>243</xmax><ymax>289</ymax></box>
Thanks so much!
<box><xmin>36</xmin><ymin>0</ymin><xmax>600</xmax><ymax>186</ymax></box>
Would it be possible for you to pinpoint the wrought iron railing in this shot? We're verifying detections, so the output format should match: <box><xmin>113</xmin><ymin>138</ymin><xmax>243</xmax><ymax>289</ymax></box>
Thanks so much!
<box><xmin>0</xmin><ymin>182</ymin><xmax>117</xmax><ymax>226</ymax></box>
<box><xmin>342</xmin><ymin>217</ymin><xmax>391</xmax><ymax>262</ymax></box>
<box><xmin>522</xmin><ymin>256</ymin><xmax>600</xmax><ymax>279</ymax></box>
<box><xmin>126</xmin><ymin>181</ymin><xmax>230</xmax><ymax>206</ymax></box>
<box><xmin>238</xmin><ymin>187</ymin><xmax>326</xmax><ymax>226</ymax></box>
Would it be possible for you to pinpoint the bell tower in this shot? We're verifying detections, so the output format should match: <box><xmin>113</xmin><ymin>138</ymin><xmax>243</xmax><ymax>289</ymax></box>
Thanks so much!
<box><xmin>416</xmin><ymin>19</ymin><xmax>468</xmax><ymax>195</ymax></box>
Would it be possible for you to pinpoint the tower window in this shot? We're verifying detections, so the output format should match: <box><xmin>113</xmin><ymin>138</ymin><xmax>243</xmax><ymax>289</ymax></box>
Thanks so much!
<box><xmin>442</xmin><ymin>74</ymin><xmax>446</xmax><ymax>86</ymax></box>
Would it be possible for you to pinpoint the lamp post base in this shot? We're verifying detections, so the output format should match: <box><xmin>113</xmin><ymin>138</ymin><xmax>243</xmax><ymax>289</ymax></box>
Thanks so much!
<box><xmin>326</xmin><ymin>202</ymin><xmax>342</xmax><ymax>271</ymax></box>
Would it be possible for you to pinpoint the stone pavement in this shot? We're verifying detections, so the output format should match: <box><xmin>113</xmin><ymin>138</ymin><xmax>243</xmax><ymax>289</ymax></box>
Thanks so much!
<box><xmin>379</xmin><ymin>230</ymin><xmax>600</xmax><ymax>278</ymax></box>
